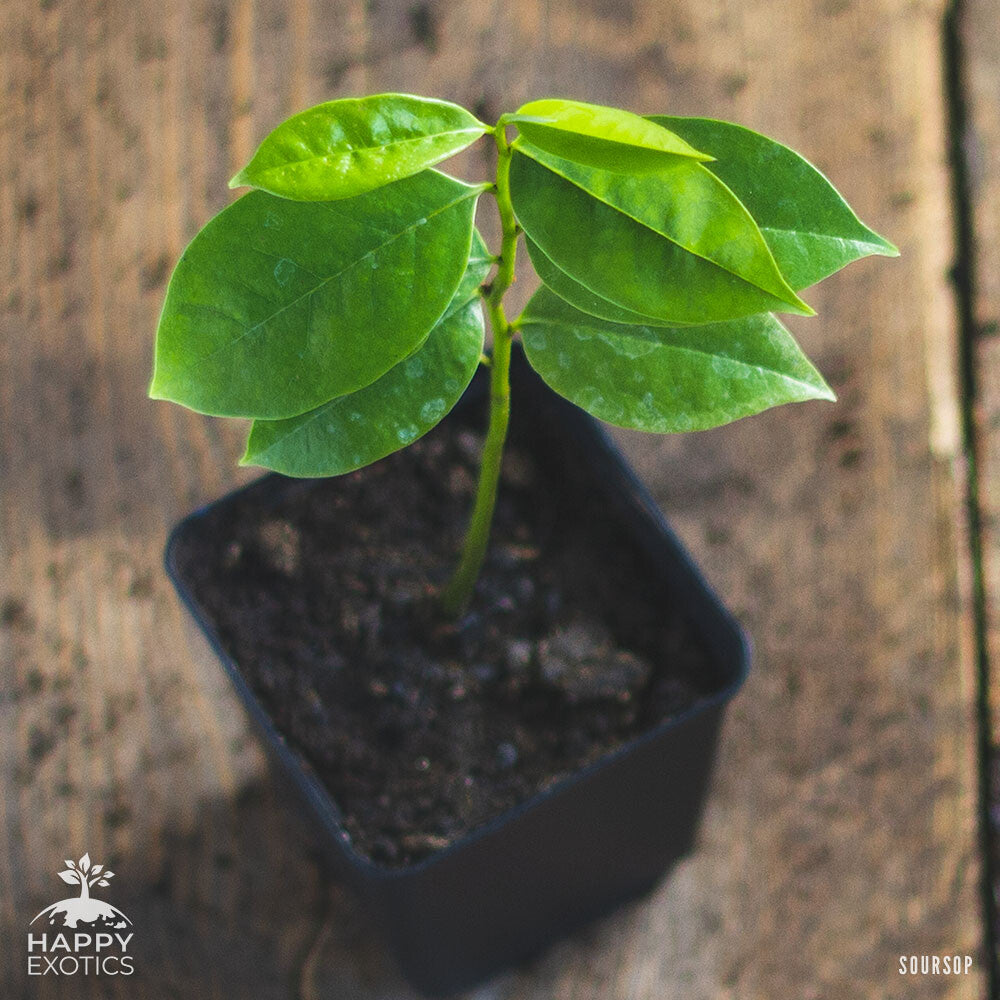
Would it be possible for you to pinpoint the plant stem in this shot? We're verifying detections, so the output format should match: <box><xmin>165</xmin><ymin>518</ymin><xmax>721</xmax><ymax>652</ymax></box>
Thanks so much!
<box><xmin>441</xmin><ymin>124</ymin><xmax>519</xmax><ymax>617</ymax></box>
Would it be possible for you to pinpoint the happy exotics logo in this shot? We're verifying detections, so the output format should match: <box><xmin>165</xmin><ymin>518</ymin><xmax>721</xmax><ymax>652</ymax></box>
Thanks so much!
<box><xmin>27</xmin><ymin>853</ymin><xmax>134</xmax><ymax>977</ymax></box>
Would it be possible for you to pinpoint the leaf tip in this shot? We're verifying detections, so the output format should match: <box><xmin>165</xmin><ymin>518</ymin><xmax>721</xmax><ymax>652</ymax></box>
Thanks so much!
<box><xmin>802</xmin><ymin>372</ymin><xmax>837</xmax><ymax>403</ymax></box>
<box><xmin>238</xmin><ymin>440</ymin><xmax>258</xmax><ymax>468</ymax></box>
<box><xmin>228</xmin><ymin>169</ymin><xmax>249</xmax><ymax>190</ymax></box>
<box><xmin>148</xmin><ymin>362</ymin><xmax>178</xmax><ymax>403</ymax></box>
<box><xmin>147</xmin><ymin>377</ymin><xmax>168</xmax><ymax>402</ymax></box>
<box><xmin>859</xmin><ymin>226</ymin><xmax>898</xmax><ymax>258</ymax></box>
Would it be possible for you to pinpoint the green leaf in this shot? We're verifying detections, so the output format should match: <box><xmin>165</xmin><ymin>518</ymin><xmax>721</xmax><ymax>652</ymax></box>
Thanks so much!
<box><xmin>450</xmin><ymin>228</ymin><xmax>493</xmax><ymax>308</ymax></box>
<box><xmin>515</xmin><ymin>139</ymin><xmax>810</xmax><ymax>314</ymax></box>
<box><xmin>230</xmin><ymin>94</ymin><xmax>487</xmax><ymax>201</ymax></box>
<box><xmin>507</xmin><ymin>98</ymin><xmax>711</xmax><ymax>172</ymax></box>
<box><xmin>242</xmin><ymin>234</ymin><xmax>491</xmax><ymax>476</ymax></box>
<box><xmin>519</xmin><ymin>286</ymin><xmax>835</xmax><ymax>432</ymax></box>
<box><xmin>151</xmin><ymin>170</ymin><xmax>484</xmax><ymax>419</ymax></box>
<box><xmin>525</xmin><ymin>235</ymin><xmax>674</xmax><ymax>326</ymax></box>
<box><xmin>649</xmin><ymin>116</ymin><xmax>898</xmax><ymax>289</ymax></box>
<box><xmin>509</xmin><ymin>151</ymin><xmax>811</xmax><ymax>326</ymax></box>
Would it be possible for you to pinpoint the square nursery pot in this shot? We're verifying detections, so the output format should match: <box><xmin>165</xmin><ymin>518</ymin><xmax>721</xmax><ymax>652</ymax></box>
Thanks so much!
<box><xmin>164</xmin><ymin>351</ymin><xmax>749</xmax><ymax>996</ymax></box>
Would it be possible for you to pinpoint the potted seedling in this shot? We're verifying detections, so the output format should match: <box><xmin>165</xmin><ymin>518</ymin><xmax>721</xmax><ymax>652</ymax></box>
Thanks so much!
<box><xmin>151</xmin><ymin>95</ymin><xmax>895</xmax><ymax>995</ymax></box>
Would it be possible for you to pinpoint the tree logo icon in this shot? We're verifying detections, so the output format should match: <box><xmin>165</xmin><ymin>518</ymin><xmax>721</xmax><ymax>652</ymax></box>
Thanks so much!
<box><xmin>30</xmin><ymin>854</ymin><xmax>130</xmax><ymax>930</ymax></box>
<box><xmin>27</xmin><ymin>854</ymin><xmax>135</xmax><ymax>977</ymax></box>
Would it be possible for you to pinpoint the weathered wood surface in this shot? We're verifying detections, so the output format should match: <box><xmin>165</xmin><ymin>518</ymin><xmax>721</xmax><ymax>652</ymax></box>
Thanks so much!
<box><xmin>963</xmin><ymin>0</ymin><xmax>1000</xmax><ymax>982</ymax></box>
<box><xmin>0</xmin><ymin>1</ymin><xmax>982</xmax><ymax>998</ymax></box>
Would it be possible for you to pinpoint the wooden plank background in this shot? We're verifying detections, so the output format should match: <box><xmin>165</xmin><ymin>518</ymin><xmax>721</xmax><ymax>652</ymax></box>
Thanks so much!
<box><xmin>0</xmin><ymin>0</ymin><xmax>985</xmax><ymax>997</ymax></box>
<box><xmin>962</xmin><ymin>0</ymin><xmax>1000</xmax><ymax>985</ymax></box>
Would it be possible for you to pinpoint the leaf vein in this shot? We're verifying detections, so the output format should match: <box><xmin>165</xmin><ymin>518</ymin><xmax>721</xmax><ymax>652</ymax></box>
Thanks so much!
<box><xmin>175</xmin><ymin>190</ymin><xmax>476</xmax><ymax>374</ymax></box>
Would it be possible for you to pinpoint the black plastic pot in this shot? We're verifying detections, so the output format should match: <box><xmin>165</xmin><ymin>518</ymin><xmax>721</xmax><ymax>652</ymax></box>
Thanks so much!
<box><xmin>165</xmin><ymin>353</ymin><xmax>749</xmax><ymax>996</ymax></box>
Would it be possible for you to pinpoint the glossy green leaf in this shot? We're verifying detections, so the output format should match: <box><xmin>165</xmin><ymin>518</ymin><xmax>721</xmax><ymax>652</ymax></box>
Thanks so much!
<box><xmin>525</xmin><ymin>236</ymin><xmax>674</xmax><ymax>326</ymax></box>
<box><xmin>508</xmin><ymin>98</ymin><xmax>710</xmax><ymax>172</ymax></box>
<box><xmin>649</xmin><ymin>116</ymin><xmax>898</xmax><ymax>289</ymax></box>
<box><xmin>447</xmin><ymin>229</ymin><xmax>493</xmax><ymax>312</ymax></box>
<box><xmin>230</xmin><ymin>94</ymin><xmax>487</xmax><ymax>201</ymax></box>
<box><xmin>519</xmin><ymin>286</ymin><xmax>834</xmax><ymax>432</ymax></box>
<box><xmin>242</xmin><ymin>234</ymin><xmax>491</xmax><ymax>476</ymax></box>
<box><xmin>151</xmin><ymin>170</ymin><xmax>484</xmax><ymax>419</ymax></box>
<box><xmin>516</xmin><ymin>139</ymin><xmax>810</xmax><ymax>314</ymax></box>
<box><xmin>509</xmin><ymin>151</ymin><xmax>811</xmax><ymax>326</ymax></box>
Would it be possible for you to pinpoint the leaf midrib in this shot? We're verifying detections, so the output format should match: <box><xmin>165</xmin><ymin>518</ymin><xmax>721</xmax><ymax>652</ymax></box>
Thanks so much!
<box><xmin>174</xmin><ymin>188</ymin><xmax>478</xmax><ymax>375</ymax></box>
<box><xmin>521</xmin><ymin>317</ymin><xmax>831</xmax><ymax>397</ymax></box>
<box><xmin>515</xmin><ymin>146</ymin><xmax>800</xmax><ymax>307</ymax></box>
<box><xmin>758</xmin><ymin>223</ymin><xmax>889</xmax><ymax>250</ymax></box>
<box><xmin>253</xmin><ymin>127</ymin><xmax>485</xmax><ymax>177</ymax></box>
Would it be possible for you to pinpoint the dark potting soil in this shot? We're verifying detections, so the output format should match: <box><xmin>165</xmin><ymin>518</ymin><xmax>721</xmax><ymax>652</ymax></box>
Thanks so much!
<box><xmin>171</xmin><ymin>416</ymin><xmax>714</xmax><ymax>868</ymax></box>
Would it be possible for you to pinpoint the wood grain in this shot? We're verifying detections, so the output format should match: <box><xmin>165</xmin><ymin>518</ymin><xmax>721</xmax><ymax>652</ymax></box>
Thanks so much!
<box><xmin>965</xmin><ymin>0</ymin><xmax>1000</xmax><ymax>703</ymax></box>
<box><xmin>0</xmin><ymin>0</ymin><xmax>983</xmax><ymax>997</ymax></box>
<box><xmin>962</xmin><ymin>0</ymin><xmax>1000</xmax><ymax>981</ymax></box>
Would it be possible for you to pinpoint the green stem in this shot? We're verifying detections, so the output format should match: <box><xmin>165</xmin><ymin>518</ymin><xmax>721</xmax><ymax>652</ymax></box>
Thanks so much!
<box><xmin>441</xmin><ymin>124</ymin><xmax>519</xmax><ymax>617</ymax></box>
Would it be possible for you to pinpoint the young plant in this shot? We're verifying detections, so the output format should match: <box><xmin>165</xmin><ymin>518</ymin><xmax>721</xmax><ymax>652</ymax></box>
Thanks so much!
<box><xmin>150</xmin><ymin>95</ymin><xmax>896</xmax><ymax>614</ymax></box>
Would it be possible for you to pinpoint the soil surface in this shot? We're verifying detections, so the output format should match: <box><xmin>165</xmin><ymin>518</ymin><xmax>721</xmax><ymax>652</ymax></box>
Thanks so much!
<box><xmin>171</xmin><ymin>407</ymin><xmax>715</xmax><ymax>867</ymax></box>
